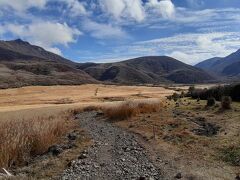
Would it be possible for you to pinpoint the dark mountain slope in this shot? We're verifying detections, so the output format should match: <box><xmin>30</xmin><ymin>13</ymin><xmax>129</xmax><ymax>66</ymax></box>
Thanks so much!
<box><xmin>222</xmin><ymin>61</ymin><xmax>240</xmax><ymax>76</ymax></box>
<box><xmin>0</xmin><ymin>39</ymin><xmax>74</xmax><ymax>64</ymax></box>
<box><xmin>0</xmin><ymin>46</ymin><xmax>34</xmax><ymax>61</ymax></box>
<box><xmin>195</xmin><ymin>57</ymin><xmax>222</xmax><ymax>70</ymax></box>
<box><xmin>0</xmin><ymin>39</ymin><xmax>97</xmax><ymax>88</ymax></box>
<box><xmin>78</xmin><ymin>56</ymin><xmax>214</xmax><ymax>84</ymax></box>
<box><xmin>212</xmin><ymin>49</ymin><xmax>240</xmax><ymax>74</ymax></box>
<box><xmin>195</xmin><ymin>49</ymin><xmax>240</xmax><ymax>78</ymax></box>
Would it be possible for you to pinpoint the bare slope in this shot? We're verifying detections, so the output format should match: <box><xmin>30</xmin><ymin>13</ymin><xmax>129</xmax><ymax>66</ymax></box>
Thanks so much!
<box><xmin>78</xmin><ymin>56</ymin><xmax>214</xmax><ymax>84</ymax></box>
<box><xmin>0</xmin><ymin>39</ymin><xmax>97</xmax><ymax>88</ymax></box>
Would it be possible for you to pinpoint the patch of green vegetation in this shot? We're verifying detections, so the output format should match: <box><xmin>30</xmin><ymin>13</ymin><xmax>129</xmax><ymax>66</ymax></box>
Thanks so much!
<box><xmin>219</xmin><ymin>146</ymin><xmax>240</xmax><ymax>166</ymax></box>
<box><xmin>188</xmin><ymin>83</ymin><xmax>240</xmax><ymax>102</ymax></box>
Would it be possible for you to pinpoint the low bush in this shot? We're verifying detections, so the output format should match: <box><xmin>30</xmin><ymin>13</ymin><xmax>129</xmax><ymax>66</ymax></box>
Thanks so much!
<box><xmin>103</xmin><ymin>102</ymin><xmax>136</xmax><ymax>120</ymax></box>
<box><xmin>221</xmin><ymin>96</ymin><xmax>232</xmax><ymax>110</ymax></box>
<box><xmin>207</xmin><ymin>97</ymin><xmax>216</xmax><ymax>107</ymax></box>
<box><xmin>101</xmin><ymin>100</ymin><xmax>163</xmax><ymax>121</ymax></box>
<box><xmin>188</xmin><ymin>83</ymin><xmax>240</xmax><ymax>102</ymax></box>
<box><xmin>172</xmin><ymin>93</ymin><xmax>180</xmax><ymax>102</ymax></box>
<box><xmin>188</xmin><ymin>86</ymin><xmax>195</xmax><ymax>97</ymax></box>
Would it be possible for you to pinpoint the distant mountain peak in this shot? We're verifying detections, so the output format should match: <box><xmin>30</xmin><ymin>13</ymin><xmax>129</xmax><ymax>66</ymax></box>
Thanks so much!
<box><xmin>0</xmin><ymin>38</ymin><xmax>74</xmax><ymax>64</ymax></box>
<box><xmin>0</xmin><ymin>39</ymin><xmax>97</xmax><ymax>88</ymax></box>
<box><xmin>195</xmin><ymin>49</ymin><xmax>240</xmax><ymax>79</ymax></box>
<box><xmin>11</xmin><ymin>39</ymin><xmax>30</xmax><ymax>45</ymax></box>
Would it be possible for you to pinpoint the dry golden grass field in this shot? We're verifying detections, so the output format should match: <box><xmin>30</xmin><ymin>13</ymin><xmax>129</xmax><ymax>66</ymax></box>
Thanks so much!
<box><xmin>0</xmin><ymin>84</ymin><xmax>174</xmax><ymax>121</ymax></box>
<box><xmin>0</xmin><ymin>84</ymin><xmax>174</xmax><ymax>172</ymax></box>
<box><xmin>1</xmin><ymin>84</ymin><xmax>239</xmax><ymax>179</ymax></box>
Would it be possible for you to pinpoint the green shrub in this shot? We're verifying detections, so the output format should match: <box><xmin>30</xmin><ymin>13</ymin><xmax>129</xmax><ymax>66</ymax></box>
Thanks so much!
<box><xmin>188</xmin><ymin>86</ymin><xmax>195</xmax><ymax>94</ymax></box>
<box><xmin>172</xmin><ymin>93</ymin><xmax>180</xmax><ymax>102</ymax></box>
<box><xmin>180</xmin><ymin>91</ymin><xmax>185</xmax><ymax>98</ymax></box>
<box><xmin>207</xmin><ymin>97</ymin><xmax>216</xmax><ymax>107</ymax></box>
<box><xmin>189</xmin><ymin>83</ymin><xmax>240</xmax><ymax>102</ymax></box>
<box><xmin>220</xmin><ymin>146</ymin><xmax>240</xmax><ymax>166</ymax></box>
<box><xmin>221</xmin><ymin>96</ymin><xmax>232</xmax><ymax>110</ymax></box>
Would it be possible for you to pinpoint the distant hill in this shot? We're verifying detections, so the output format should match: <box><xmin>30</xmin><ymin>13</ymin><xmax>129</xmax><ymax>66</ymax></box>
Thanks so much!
<box><xmin>0</xmin><ymin>39</ymin><xmax>217</xmax><ymax>88</ymax></box>
<box><xmin>195</xmin><ymin>49</ymin><xmax>240</xmax><ymax>78</ymax></box>
<box><xmin>78</xmin><ymin>56</ymin><xmax>215</xmax><ymax>84</ymax></box>
<box><xmin>0</xmin><ymin>39</ymin><xmax>97</xmax><ymax>88</ymax></box>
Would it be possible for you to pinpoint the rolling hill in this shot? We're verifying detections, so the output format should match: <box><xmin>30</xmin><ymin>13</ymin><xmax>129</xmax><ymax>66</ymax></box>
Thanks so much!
<box><xmin>0</xmin><ymin>39</ymin><xmax>97</xmax><ymax>88</ymax></box>
<box><xmin>195</xmin><ymin>49</ymin><xmax>240</xmax><ymax>78</ymax></box>
<box><xmin>0</xmin><ymin>39</ymin><xmax>216</xmax><ymax>88</ymax></box>
<box><xmin>77</xmin><ymin>56</ymin><xmax>215</xmax><ymax>84</ymax></box>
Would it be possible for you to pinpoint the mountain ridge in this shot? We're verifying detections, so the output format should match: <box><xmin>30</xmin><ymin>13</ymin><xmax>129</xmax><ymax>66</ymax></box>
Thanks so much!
<box><xmin>0</xmin><ymin>39</ymin><xmax>217</xmax><ymax>88</ymax></box>
<box><xmin>195</xmin><ymin>49</ymin><xmax>240</xmax><ymax>78</ymax></box>
<box><xmin>0</xmin><ymin>39</ymin><xmax>74</xmax><ymax>64</ymax></box>
<box><xmin>0</xmin><ymin>39</ymin><xmax>98</xmax><ymax>88</ymax></box>
<box><xmin>78</xmin><ymin>56</ymin><xmax>215</xmax><ymax>84</ymax></box>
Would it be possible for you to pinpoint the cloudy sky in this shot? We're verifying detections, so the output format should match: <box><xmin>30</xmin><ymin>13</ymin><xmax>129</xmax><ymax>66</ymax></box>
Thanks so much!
<box><xmin>0</xmin><ymin>0</ymin><xmax>240</xmax><ymax>64</ymax></box>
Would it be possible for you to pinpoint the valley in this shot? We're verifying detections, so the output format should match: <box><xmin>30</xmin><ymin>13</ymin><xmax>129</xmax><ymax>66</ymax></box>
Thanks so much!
<box><xmin>0</xmin><ymin>39</ymin><xmax>239</xmax><ymax>180</ymax></box>
<box><xmin>0</xmin><ymin>84</ymin><xmax>239</xmax><ymax>179</ymax></box>
<box><xmin>1</xmin><ymin>1</ymin><xmax>240</xmax><ymax>179</ymax></box>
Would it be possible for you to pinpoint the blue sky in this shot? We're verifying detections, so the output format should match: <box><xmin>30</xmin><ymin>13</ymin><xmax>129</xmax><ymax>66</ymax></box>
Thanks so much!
<box><xmin>0</xmin><ymin>0</ymin><xmax>240</xmax><ymax>64</ymax></box>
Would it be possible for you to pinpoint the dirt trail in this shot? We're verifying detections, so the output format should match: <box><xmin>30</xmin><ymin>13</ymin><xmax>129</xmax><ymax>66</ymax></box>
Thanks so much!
<box><xmin>61</xmin><ymin>112</ymin><xmax>164</xmax><ymax>180</ymax></box>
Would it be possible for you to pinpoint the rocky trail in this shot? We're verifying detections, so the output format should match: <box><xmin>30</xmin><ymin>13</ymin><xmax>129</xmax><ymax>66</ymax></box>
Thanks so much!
<box><xmin>61</xmin><ymin>112</ymin><xmax>165</xmax><ymax>180</ymax></box>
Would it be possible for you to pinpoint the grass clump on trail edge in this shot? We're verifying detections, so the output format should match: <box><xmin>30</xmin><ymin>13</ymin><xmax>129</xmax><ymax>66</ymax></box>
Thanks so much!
<box><xmin>102</xmin><ymin>100</ymin><xmax>163</xmax><ymax>121</ymax></box>
<box><xmin>68</xmin><ymin>106</ymin><xmax>100</xmax><ymax>116</ymax></box>
<box><xmin>220</xmin><ymin>146</ymin><xmax>240</xmax><ymax>166</ymax></box>
<box><xmin>0</xmin><ymin>112</ymin><xmax>75</xmax><ymax>168</ymax></box>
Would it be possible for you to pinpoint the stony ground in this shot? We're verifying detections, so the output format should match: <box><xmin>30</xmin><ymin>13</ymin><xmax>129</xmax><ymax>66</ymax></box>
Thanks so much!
<box><xmin>61</xmin><ymin>112</ymin><xmax>164</xmax><ymax>180</ymax></box>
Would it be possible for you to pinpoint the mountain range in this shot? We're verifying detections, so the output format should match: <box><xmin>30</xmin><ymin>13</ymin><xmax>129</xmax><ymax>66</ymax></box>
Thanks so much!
<box><xmin>195</xmin><ymin>49</ymin><xmax>240</xmax><ymax>78</ymax></box>
<box><xmin>1</xmin><ymin>39</ymin><xmax>238</xmax><ymax>88</ymax></box>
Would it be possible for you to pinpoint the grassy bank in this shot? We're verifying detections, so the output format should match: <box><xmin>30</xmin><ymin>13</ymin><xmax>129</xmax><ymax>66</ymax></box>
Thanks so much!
<box><xmin>0</xmin><ymin>111</ymin><xmax>75</xmax><ymax>168</ymax></box>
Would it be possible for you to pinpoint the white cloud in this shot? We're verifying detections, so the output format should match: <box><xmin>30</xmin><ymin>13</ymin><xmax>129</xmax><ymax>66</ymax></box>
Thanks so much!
<box><xmin>82</xmin><ymin>20</ymin><xmax>128</xmax><ymax>40</ymax></box>
<box><xmin>99</xmin><ymin>0</ymin><xmax>177</xmax><ymax>22</ymax></box>
<box><xmin>0</xmin><ymin>0</ymin><xmax>240</xmax><ymax>62</ymax></box>
<box><xmin>3</xmin><ymin>22</ymin><xmax>82</xmax><ymax>54</ymax></box>
<box><xmin>59</xmin><ymin>0</ymin><xmax>88</xmax><ymax>17</ymax></box>
<box><xmin>100</xmin><ymin>0</ymin><xmax>126</xmax><ymax>19</ymax></box>
<box><xmin>47</xmin><ymin>47</ymin><xmax>63</xmax><ymax>55</ymax></box>
<box><xmin>127</xmin><ymin>0</ymin><xmax>145</xmax><ymax>22</ymax></box>
<box><xmin>142</xmin><ymin>7</ymin><xmax>240</xmax><ymax>34</ymax></box>
<box><xmin>168</xmin><ymin>51</ymin><xmax>207</xmax><ymax>64</ymax></box>
<box><xmin>146</xmin><ymin>0</ymin><xmax>175</xmax><ymax>19</ymax></box>
<box><xmin>99</xmin><ymin>0</ymin><xmax>145</xmax><ymax>22</ymax></box>
<box><xmin>114</xmin><ymin>32</ymin><xmax>240</xmax><ymax>64</ymax></box>
<box><xmin>0</xmin><ymin>0</ymin><xmax>48</xmax><ymax>12</ymax></box>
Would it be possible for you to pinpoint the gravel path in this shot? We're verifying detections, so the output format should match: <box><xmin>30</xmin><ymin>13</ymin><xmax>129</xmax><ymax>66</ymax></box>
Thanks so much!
<box><xmin>61</xmin><ymin>112</ymin><xmax>163</xmax><ymax>180</ymax></box>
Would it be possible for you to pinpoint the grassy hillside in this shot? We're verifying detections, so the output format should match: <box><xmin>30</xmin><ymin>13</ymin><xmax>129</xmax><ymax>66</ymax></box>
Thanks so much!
<box><xmin>78</xmin><ymin>56</ymin><xmax>215</xmax><ymax>84</ymax></box>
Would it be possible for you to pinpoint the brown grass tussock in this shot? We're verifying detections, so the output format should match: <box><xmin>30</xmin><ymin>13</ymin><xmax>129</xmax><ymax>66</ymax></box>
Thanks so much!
<box><xmin>0</xmin><ymin>112</ymin><xmax>74</xmax><ymax>168</ymax></box>
<box><xmin>101</xmin><ymin>99</ymin><xmax>163</xmax><ymax>121</ymax></box>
